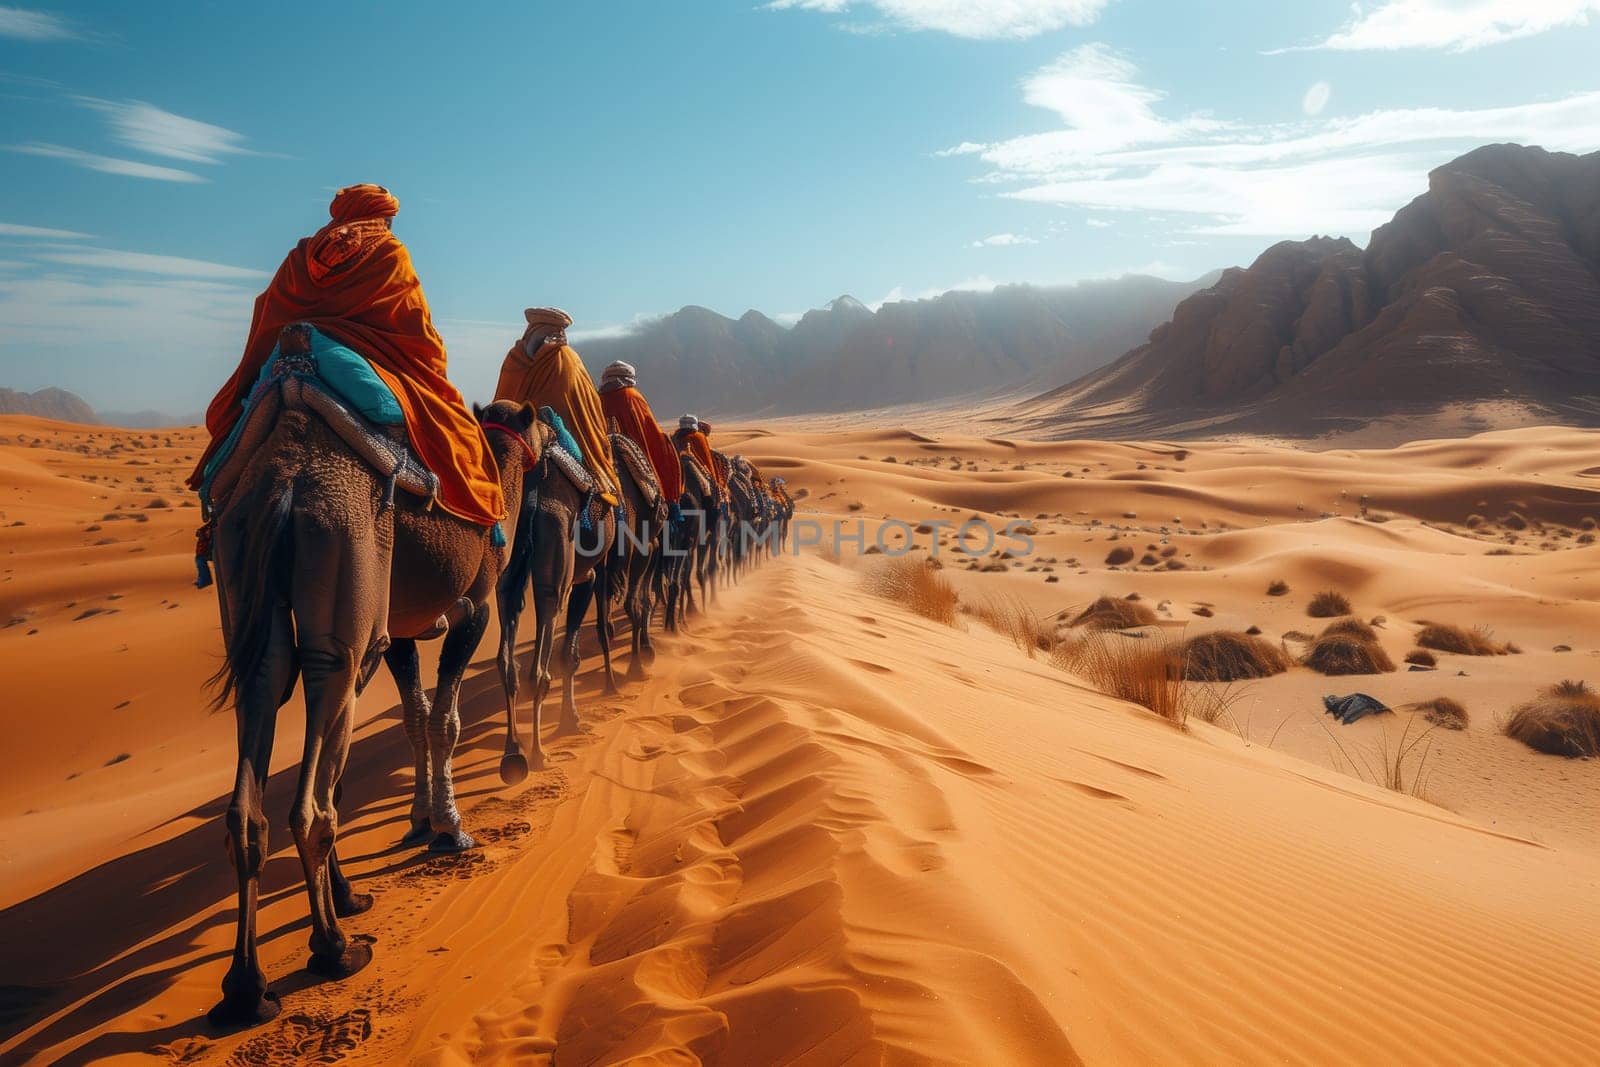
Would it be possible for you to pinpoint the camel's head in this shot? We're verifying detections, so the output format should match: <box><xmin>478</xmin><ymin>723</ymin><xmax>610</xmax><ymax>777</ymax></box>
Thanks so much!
<box><xmin>475</xmin><ymin>400</ymin><xmax>543</xmax><ymax>475</ymax></box>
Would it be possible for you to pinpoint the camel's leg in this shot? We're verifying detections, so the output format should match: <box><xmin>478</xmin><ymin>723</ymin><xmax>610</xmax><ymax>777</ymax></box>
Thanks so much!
<box><xmin>627</xmin><ymin>544</ymin><xmax>655</xmax><ymax>678</ymax></box>
<box><xmin>426</xmin><ymin>600</ymin><xmax>490</xmax><ymax>852</ymax></box>
<box><xmin>290</xmin><ymin>643</ymin><xmax>372</xmax><ymax>980</ymax></box>
<box><xmin>327</xmin><ymin>781</ymin><xmax>373</xmax><ymax>916</ymax></box>
<box><xmin>383</xmin><ymin>639</ymin><xmax>434</xmax><ymax>847</ymax></box>
<box><xmin>528</xmin><ymin>581</ymin><xmax>562</xmax><ymax>769</ymax></box>
<box><xmin>556</xmin><ymin>579</ymin><xmax>595</xmax><ymax>736</ymax></box>
<box><xmin>209</xmin><ymin>603</ymin><xmax>293</xmax><ymax>1027</ymax></box>
<box><xmin>595</xmin><ymin>562</ymin><xmax>620</xmax><ymax>696</ymax></box>
<box><xmin>495</xmin><ymin>576</ymin><xmax>528</xmax><ymax>785</ymax></box>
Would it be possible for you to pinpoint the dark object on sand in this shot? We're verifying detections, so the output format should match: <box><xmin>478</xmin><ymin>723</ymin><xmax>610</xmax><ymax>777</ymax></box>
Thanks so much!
<box><xmin>1323</xmin><ymin>693</ymin><xmax>1390</xmax><ymax>725</ymax></box>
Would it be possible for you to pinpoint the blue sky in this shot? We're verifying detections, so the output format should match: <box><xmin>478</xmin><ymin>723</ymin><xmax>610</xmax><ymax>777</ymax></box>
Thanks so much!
<box><xmin>2</xmin><ymin>0</ymin><xmax>1597</xmax><ymax>411</ymax></box>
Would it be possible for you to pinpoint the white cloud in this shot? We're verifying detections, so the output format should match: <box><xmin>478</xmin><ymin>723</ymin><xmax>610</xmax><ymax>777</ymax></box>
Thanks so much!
<box><xmin>1275</xmin><ymin>0</ymin><xmax>1600</xmax><ymax>52</ymax></box>
<box><xmin>1302</xmin><ymin>80</ymin><xmax>1332</xmax><ymax>116</ymax></box>
<box><xmin>0</xmin><ymin>5</ymin><xmax>73</xmax><ymax>40</ymax></box>
<box><xmin>971</xmin><ymin>232</ymin><xmax>1037</xmax><ymax>247</ymax></box>
<box><xmin>766</xmin><ymin>0</ymin><xmax>1114</xmax><ymax>39</ymax></box>
<box><xmin>873</xmin><ymin>274</ymin><xmax>1003</xmax><ymax>308</ymax></box>
<box><xmin>1085</xmin><ymin>217</ymin><xmax>1113</xmax><ymax>228</ymax></box>
<box><xmin>35</xmin><ymin>247</ymin><xmax>268</xmax><ymax>280</ymax></box>
<box><xmin>940</xmin><ymin>45</ymin><xmax>1600</xmax><ymax>238</ymax></box>
<box><xmin>934</xmin><ymin>141</ymin><xmax>986</xmax><ymax>157</ymax></box>
<box><xmin>11</xmin><ymin>143</ymin><xmax>207</xmax><ymax>182</ymax></box>
<box><xmin>74</xmin><ymin>98</ymin><xmax>252</xmax><ymax>163</ymax></box>
<box><xmin>0</xmin><ymin>220</ymin><xmax>92</xmax><ymax>239</ymax></box>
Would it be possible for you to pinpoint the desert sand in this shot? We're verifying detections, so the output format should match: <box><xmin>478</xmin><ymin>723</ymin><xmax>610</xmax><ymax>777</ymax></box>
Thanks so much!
<box><xmin>3</xmin><ymin>414</ymin><xmax>1600</xmax><ymax>1065</ymax></box>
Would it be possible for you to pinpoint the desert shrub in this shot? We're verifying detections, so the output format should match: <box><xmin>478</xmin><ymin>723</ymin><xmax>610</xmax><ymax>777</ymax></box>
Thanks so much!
<box><xmin>1054</xmin><ymin>634</ymin><xmax>1192</xmax><ymax>725</ymax></box>
<box><xmin>865</xmin><ymin>557</ymin><xmax>958</xmax><ymax>625</ymax></box>
<box><xmin>1404</xmin><ymin>648</ymin><xmax>1436</xmax><ymax>667</ymax></box>
<box><xmin>1319</xmin><ymin>618</ymin><xmax>1377</xmax><ymax>643</ymax></box>
<box><xmin>1465</xmin><ymin>514</ymin><xmax>1485</xmax><ymax>528</ymax></box>
<box><xmin>1500</xmin><ymin>511</ymin><xmax>1529</xmax><ymax>530</ymax></box>
<box><xmin>1178</xmin><ymin>631</ymin><xmax>1293</xmax><ymax>682</ymax></box>
<box><xmin>1301</xmin><ymin>634</ymin><xmax>1396</xmax><ymax>675</ymax></box>
<box><xmin>1192</xmin><ymin>605</ymin><xmax>1215</xmax><ymax>618</ymax></box>
<box><xmin>1307</xmin><ymin>590</ymin><xmax>1353</xmax><ymax>618</ymax></box>
<box><xmin>1503</xmin><ymin>681</ymin><xmax>1600</xmax><ymax>757</ymax></box>
<box><xmin>1414</xmin><ymin>622</ymin><xmax>1512</xmax><ymax>656</ymax></box>
<box><xmin>1105</xmin><ymin>545</ymin><xmax>1135</xmax><ymax>566</ymax></box>
<box><xmin>1069</xmin><ymin>595</ymin><xmax>1157</xmax><ymax>631</ymax></box>
<box><xmin>1266</xmin><ymin>579</ymin><xmax>1290</xmax><ymax>596</ymax></box>
<box><xmin>1581</xmin><ymin>516</ymin><xmax>1597</xmax><ymax>530</ymax></box>
<box><xmin>1418</xmin><ymin>697</ymin><xmax>1468</xmax><ymax>730</ymax></box>
<box><xmin>968</xmin><ymin>594</ymin><xmax>1059</xmax><ymax>657</ymax></box>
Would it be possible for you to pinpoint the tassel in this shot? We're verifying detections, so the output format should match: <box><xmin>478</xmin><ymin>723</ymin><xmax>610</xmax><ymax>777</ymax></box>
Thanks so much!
<box><xmin>491</xmin><ymin>521</ymin><xmax>507</xmax><ymax>548</ymax></box>
<box><xmin>195</xmin><ymin>555</ymin><xmax>213</xmax><ymax>589</ymax></box>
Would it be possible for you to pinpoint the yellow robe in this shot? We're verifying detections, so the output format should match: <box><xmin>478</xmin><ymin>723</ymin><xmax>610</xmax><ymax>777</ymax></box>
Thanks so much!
<box><xmin>495</xmin><ymin>339</ymin><xmax>619</xmax><ymax>503</ymax></box>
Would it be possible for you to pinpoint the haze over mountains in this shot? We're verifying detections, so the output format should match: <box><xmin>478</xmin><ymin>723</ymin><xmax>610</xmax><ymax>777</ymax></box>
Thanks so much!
<box><xmin>1025</xmin><ymin>144</ymin><xmax>1600</xmax><ymax>439</ymax></box>
<box><xmin>577</xmin><ymin>274</ymin><xmax>1215</xmax><ymax>417</ymax></box>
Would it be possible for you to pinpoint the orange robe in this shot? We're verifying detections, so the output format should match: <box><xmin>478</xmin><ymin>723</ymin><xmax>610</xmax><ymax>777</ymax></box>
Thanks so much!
<box><xmin>675</xmin><ymin>429</ymin><xmax>726</xmax><ymax>498</ymax></box>
<box><xmin>190</xmin><ymin>223</ymin><xmax>504</xmax><ymax>526</ymax></box>
<box><xmin>599</xmin><ymin>385</ymin><xmax>683</xmax><ymax>501</ymax></box>
<box><xmin>495</xmin><ymin>340</ymin><xmax>620</xmax><ymax>502</ymax></box>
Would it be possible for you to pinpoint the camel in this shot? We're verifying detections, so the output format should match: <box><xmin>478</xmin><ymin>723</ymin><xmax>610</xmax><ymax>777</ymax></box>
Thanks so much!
<box><xmin>662</xmin><ymin>447</ymin><xmax>719</xmax><ymax>632</ymax></box>
<box><xmin>491</xmin><ymin>402</ymin><xmax>617</xmax><ymax>781</ymax></box>
<box><xmin>599</xmin><ymin>431</ymin><xmax>668</xmax><ymax>686</ymax></box>
<box><xmin>203</xmin><ymin>325</ymin><xmax>528</xmax><ymax>1026</ymax></box>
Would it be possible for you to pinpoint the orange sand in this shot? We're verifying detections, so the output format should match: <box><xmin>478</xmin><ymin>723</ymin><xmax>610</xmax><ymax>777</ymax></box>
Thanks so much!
<box><xmin>3</xmin><ymin>415</ymin><xmax>1599</xmax><ymax>1064</ymax></box>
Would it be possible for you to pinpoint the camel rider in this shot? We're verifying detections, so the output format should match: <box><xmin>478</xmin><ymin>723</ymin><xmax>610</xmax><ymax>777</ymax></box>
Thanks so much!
<box><xmin>672</xmin><ymin>415</ymin><xmax>727</xmax><ymax>505</ymax></box>
<box><xmin>190</xmin><ymin>184</ymin><xmax>504</xmax><ymax>527</ymax></box>
<box><xmin>494</xmin><ymin>307</ymin><xmax>620</xmax><ymax>506</ymax></box>
<box><xmin>598</xmin><ymin>361</ymin><xmax>685</xmax><ymax>526</ymax></box>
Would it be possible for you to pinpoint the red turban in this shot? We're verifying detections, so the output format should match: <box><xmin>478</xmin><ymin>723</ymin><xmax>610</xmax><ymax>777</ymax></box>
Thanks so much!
<box><xmin>329</xmin><ymin>184</ymin><xmax>399</xmax><ymax>223</ymax></box>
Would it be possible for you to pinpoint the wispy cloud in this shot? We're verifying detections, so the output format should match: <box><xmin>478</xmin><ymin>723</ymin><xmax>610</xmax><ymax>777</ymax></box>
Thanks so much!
<box><xmin>766</xmin><ymin>0</ymin><xmax>1114</xmax><ymax>39</ymax></box>
<box><xmin>11</xmin><ymin>142</ymin><xmax>207</xmax><ymax>182</ymax></box>
<box><xmin>939</xmin><ymin>45</ymin><xmax>1600</xmax><ymax>237</ymax></box>
<box><xmin>0</xmin><ymin>220</ymin><xmax>92</xmax><ymax>239</ymax></box>
<box><xmin>971</xmin><ymin>232</ymin><xmax>1037</xmax><ymax>247</ymax></box>
<box><xmin>1085</xmin><ymin>217</ymin><xmax>1113</xmax><ymax>228</ymax></box>
<box><xmin>35</xmin><ymin>246</ymin><xmax>268</xmax><ymax>280</ymax></box>
<box><xmin>1302</xmin><ymin>80</ymin><xmax>1331</xmax><ymax>116</ymax></box>
<box><xmin>74</xmin><ymin>98</ymin><xmax>252</xmax><ymax>163</ymax></box>
<box><xmin>1271</xmin><ymin>0</ymin><xmax>1600</xmax><ymax>53</ymax></box>
<box><xmin>0</xmin><ymin>4</ymin><xmax>73</xmax><ymax>41</ymax></box>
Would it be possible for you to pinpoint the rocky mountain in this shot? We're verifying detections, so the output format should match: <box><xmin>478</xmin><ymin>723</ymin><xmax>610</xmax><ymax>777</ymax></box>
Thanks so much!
<box><xmin>1027</xmin><ymin>144</ymin><xmax>1600</xmax><ymax>437</ymax></box>
<box><xmin>577</xmin><ymin>275</ymin><xmax>1214</xmax><ymax>417</ymax></box>
<box><xmin>0</xmin><ymin>388</ymin><xmax>98</xmax><ymax>424</ymax></box>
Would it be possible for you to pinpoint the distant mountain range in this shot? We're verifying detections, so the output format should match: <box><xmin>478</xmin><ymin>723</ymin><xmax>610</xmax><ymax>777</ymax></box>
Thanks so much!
<box><xmin>577</xmin><ymin>274</ymin><xmax>1216</xmax><ymax>417</ymax></box>
<box><xmin>0</xmin><ymin>388</ymin><xmax>98</xmax><ymax>424</ymax></box>
<box><xmin>1024</xmin><ymin>144</ymin><xmax>1600</xmax><ymax>437</ymax></box>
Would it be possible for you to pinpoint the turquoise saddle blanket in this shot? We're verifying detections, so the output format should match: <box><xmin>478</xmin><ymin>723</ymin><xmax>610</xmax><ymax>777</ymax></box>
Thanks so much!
<box><xmin>202</xmin><ymin>326</ymin><xmax>404</xmax><ymax>486</ymax></box>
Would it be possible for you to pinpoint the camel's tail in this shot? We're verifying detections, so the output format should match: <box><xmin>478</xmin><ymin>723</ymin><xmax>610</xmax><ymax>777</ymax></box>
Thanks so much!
<box><xmin>209</xmin><ymin>478</ymin><xmax>296</xmax><ymax>710</ymax></box>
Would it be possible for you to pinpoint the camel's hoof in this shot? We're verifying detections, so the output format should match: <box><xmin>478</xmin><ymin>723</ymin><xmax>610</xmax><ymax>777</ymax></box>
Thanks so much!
<box><xmin>641</xmin><ymin>645</ymin><xmax>658</xmax><ymax>665</ymax></box>
<box><xmin>207</xmin><ymin>989</ymin><xmax>280</xmax><ymax>1029</ymax></box>
<box><xmin>334</xmin><ymin>890</ymin><xmax>374</xmax><ymax>918</ymax></box>
<box><xmin>500</xmin><ymin>751</ymin><xmax>530</xmax><ymax>785</ymax></box>
<box><xmin>603</xmin><ymin>679</ymin><xmax>620</xmax><ymax>697</ymax></box>
<box><xmin>307</xmin><ymin>940</ymin><xmax>374</xmax><ymax>980</ymax></box>
<box><xmin>428</xmin><ymin>828</ymin><xmax>478</xmax><ymax>852</ymax></box>
<box><xmin>399</xmin><ymin>819</ymin><xmax>433</xmax><ymax>849</ymax></box>
<box><xmin>552</xmin><ymin>718</ymin><xmax>582</xmax><ymax>739</ymax></box>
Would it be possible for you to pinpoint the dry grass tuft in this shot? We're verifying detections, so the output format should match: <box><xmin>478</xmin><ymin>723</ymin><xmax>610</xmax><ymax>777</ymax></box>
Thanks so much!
<box><xmin>1053</xmin><ymin>634</ymin><xmax>1226</xmax><ymax>726</ymax></box>
<box><xmin>1302</xmin><ymin>633</ymin><xmax>1396</xmax><ymax>675</ymax></box>
<box><xmin>1414</xmin><ymin>622</ymin><xmax>1513</xmax><ymax>656</ymax></box>
<box><xmin>1503</xmin><ymin>680</ymin><xmax>1600</xmax><ymax>757</ymax></box>
<box><xmin>1418</xmin><ymin>696</ymin><xmax>1469</xmax><ymax>730</ymax></box>
<box><xmin>1178</xmin><ymin>631</ymin><xmax>1293</xmax><ymax>682</ymax></box>
<box><xmin>865</xmin><ymin>557</ymin><xmax>958</xmax><ymax>626</ymax></box>
<box><xmin>1404</xmin><ymin>648</ymin><xmax>1437</xmax><ymax>667</ymax></box>
<box><xmin>1266</xmin><ymin>579</ymin><xmax>1290</xmax><ymax>596</ymax></box>
<box><xmin>968</xmin><ymin>594</ymin><xmax>1060</xmax><ymax>658</ymax></box>
<box><xmin>1323</xmin><ymin>714</ymin><xmax>1439</xmax><ymax>797</ymax></box>
<box><xmin>1105</xmin><ymin>545</ymin><xmax>1135</xmax><ymax>566</ymax></box>
<box><xmin>1307</xmin><ymin>589</ymin><xmax>1353</xmax><ymax>618</ymax></box>
<box><xmin>1319</xmin><ymin>618</ymin><xmax>1378</xmax><ymax>643</ymax></box>
<box><xmin>1069</xmin><ymin>595</ymin><xmax>1157</xmax><ymax>631</ymax></box>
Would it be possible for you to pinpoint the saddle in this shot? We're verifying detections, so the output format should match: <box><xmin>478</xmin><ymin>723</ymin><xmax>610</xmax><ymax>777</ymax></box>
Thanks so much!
<box><xmin>535</xmin><ymin>410</ymin><xmax>611</xmax><ymax>534</ymax></box>
<box><xmin>610</xmin><ymin>432</ymin><xmax>662</xmax><ymax>510</ymax></box>
<box><xmin>200</xmin><ymin>323</ymin><xmax>440</xmax><ymax>518</ymax></box>
<box><xmin>680</xmin><ymin>451</ymin><xmax>713</xmax><ymax>498</ymax></box>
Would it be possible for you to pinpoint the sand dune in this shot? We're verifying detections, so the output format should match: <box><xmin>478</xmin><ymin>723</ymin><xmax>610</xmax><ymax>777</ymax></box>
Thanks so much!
<box><xmin>4</xmin><ymin>415</ymin><xmax>1600</xmax><ymax>1064</ymax></box>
